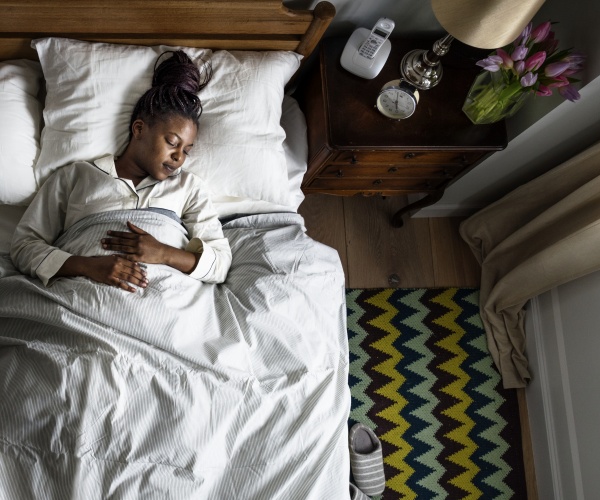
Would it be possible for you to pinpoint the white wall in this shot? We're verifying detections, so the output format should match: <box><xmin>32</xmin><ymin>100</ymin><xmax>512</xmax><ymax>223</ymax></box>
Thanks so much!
<box><xmin>286</xmin><ymin>0</ymin><xmax>444</xmax><ymax>38</ymax></box>
<box><xmin>417</xmin><ymin>75</ymin><xmax>600</xmax><ymax>216</ymax></box>
<box><xmin>526</xmin><ymin>272</ymin><xmax>600</xmax><ymax>499</ymax></box>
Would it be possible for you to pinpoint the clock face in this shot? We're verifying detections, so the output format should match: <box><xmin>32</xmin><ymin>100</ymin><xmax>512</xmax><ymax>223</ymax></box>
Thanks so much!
<box><xmin>376</xmin><ymin>80</ymin><xmax>419</xmax><ymax>120</ymax></box>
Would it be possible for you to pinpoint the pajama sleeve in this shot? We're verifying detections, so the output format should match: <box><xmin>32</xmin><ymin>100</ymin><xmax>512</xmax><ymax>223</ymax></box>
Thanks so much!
<box><xmin>10</xmin><ymin>168</ymin><xmax>73</xmax><ymax>286</ymax></box>
<box><xmin>181</xmin><ymin>176</ymin><xmax>232</xmax><ymax>283</ymax></box>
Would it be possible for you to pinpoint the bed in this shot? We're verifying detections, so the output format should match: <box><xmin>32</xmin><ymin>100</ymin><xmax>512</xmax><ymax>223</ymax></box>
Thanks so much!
<box><xmin>0</xmin><ymin>2</ymin><xmax>352</xmax><ymax>498</ymax></box>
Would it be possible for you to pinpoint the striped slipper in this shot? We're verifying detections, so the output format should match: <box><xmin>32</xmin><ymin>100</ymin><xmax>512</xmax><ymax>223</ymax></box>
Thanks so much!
<box><xmin>348</xmin><ymin>423</ymin><xmax>385</xmax><ymax>496</ymax></box>
<box><xmin>349</xmin><ymin>483</ymin><xmax>371</xmax><ymax>499</ymax></box>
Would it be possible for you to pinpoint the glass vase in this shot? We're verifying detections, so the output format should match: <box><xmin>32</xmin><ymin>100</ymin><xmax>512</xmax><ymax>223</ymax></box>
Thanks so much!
<box><xmin>462</xmin><ymin>70</ymin><xmax>531</xmax><ymax>125</ymax></box>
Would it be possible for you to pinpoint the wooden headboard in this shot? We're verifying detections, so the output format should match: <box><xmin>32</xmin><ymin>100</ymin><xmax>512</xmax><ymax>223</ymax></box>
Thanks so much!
<box><xmin>0</xmin><ymin>0</ymin><xmax>335</xmax><ymax>61</ymax></box>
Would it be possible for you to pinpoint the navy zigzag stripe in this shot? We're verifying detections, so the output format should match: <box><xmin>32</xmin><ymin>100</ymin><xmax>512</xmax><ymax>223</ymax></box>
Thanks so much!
<box><xmin>389</xmin><ymin>289</ymin><xmax>436</xmax><ymax>498</ymax></box>
<box><xmin>455</xmin><ymin>288</ymin><xmax>504</xmax><ymax>498</ymax></box>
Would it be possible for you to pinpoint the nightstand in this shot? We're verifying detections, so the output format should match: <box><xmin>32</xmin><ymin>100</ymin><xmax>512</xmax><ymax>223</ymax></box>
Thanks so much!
<box><xmin>295</xmin><ymin>36</ymin><xmax>507</xmax><ymax>227</ymax></box>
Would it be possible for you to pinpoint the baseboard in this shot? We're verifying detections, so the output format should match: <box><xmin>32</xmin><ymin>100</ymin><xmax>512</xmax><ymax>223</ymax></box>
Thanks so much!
<box><xmin>406</xmin><ymin>196</ymin><xmax>484</xmax><ymax>218</ymax></box>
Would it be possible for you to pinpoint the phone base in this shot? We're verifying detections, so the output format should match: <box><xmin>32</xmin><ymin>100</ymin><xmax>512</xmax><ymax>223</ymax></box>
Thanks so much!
<box><xmin>340</xmin><ymin>28</ymin><xmax>391</xmax><ymax>79</ymax></box>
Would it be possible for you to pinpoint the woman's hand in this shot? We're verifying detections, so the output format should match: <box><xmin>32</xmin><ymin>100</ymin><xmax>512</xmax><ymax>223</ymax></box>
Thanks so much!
<box><xmin>87</xmin><ymin>255</ymin><xmax>148</xmax><ymax>292</ymax></box>
<box><xmin>102</xmin><ymin>221</ymin><xmax>200</xmax><ymax>275</ymax></box>
<box><xmin>102</xmin><ymin>221</ymin><xmax>167</xmax><ymax>264</ymax></box>
<box><xmin>56</xmin><ymin>255</ymin><xmax>148</xmax><ymax>293</ymax></box>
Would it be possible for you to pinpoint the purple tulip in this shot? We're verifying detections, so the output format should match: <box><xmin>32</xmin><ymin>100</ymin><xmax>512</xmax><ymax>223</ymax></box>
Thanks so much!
<box><xmin>545</xmin><ymin>61</ymin><xmax>570</xmax><ymax>78</ymax></box>
<box><xmin>520</xmin><ymin>72</ymin><xmax>538</xmax><ymax>87</ymax></box>
<box><xmin>517</xmin><ymin>22</ymin><xmax>533</xmax><ymax>44</ymax></box>
<box><xmin>511</xmin><ymin>45</ymin><xmax>529</xmax><ymax>61</ymax></box>
<box><xmin>476</xmin><ymin>55</ymin><xmax>503</xmax><ymax>72</ymax></box>
<box><xmin>548</xmin><ymin>76</ymin><xmax>569</xmax><ymax>88</ymax></box>
<box><xmin>536</xmin><ymin>85</ymin><xmax>553</xmax><ymax>97</ymax></box>
<box><xmin>565</xmin><ymin>51</ymin><xmax>586</xmax><ymax>72</ymax></box>
<box><xmin>514</xmin><ymin>60</ymin><xmax>525</xmax><ymax>75</ymax></box>
<box><xmin>538</xmin><ymin>33</ymin><xmax>559</xmax><ymax>55</ymax></box>
<box><xmin>496</xmin><ymin>48</ymin><xmax>514</xmax><ymax>68</ymax></box>
<box><xmin>531</xmin><ymin>21</ymin><xmax>552</xmax><ymax>43</ymax></box>
<box><xmin>524</xmin><ymin>51</ymin><xmax>546</xmax><ymax>72</ymax></box>
<box><xmin>558</xmin><ymin>84</ymin><xmax>581</xmax><ymax>101</ymax></box>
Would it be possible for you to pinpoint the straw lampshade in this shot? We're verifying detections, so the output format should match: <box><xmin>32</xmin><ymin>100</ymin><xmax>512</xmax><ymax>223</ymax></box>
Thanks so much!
<box><xmin>431</xmin><ymin>0</ymin><xmax>546</xmax><ymax>49</ymax></box>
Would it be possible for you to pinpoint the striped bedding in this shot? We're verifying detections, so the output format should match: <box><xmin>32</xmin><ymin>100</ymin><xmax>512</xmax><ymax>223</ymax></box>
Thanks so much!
<box><xmin>0</xmin><ymin>210</ymin><xmax>350</xmax><ymax>499</ymax></box>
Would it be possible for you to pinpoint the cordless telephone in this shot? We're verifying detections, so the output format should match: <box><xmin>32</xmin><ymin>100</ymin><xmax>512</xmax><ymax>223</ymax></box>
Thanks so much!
<box><xmin>340</xmin><ymin>17</ymin><xmax>395</xmax><ymax>79</ymax></box>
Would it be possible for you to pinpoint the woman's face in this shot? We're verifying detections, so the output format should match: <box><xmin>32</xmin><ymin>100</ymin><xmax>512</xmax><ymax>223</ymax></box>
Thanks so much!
<box><xmin>131</xmin><ymin>114</ymin><xmax>197</xmax><ymax>181</ymax></box>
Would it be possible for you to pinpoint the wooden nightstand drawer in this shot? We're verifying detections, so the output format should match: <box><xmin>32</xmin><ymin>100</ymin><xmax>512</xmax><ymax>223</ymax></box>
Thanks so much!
<box><xmin>308</xmin><ymin>176</ymin><xmax>445</xmax><ymax>191</ymax></box>
<box><xmin>332</xmin><ymin>150</ymin><xmax>483</xmax><ymax>166</ymax></box>
<box><xmin>320</xmin><ymin>163</ymin><xmax>460</xmax><ymax>179</ymax></box>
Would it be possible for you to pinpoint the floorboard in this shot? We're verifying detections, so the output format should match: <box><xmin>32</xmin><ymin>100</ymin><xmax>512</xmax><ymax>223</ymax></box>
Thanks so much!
<box><xmin>298</xmin><ymin>194</ymin><xmax>480</xmax><ymax>288</ymax></box>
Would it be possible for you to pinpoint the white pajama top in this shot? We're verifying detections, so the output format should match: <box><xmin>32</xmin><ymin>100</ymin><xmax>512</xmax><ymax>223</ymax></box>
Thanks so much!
<box><xmin>11</xmin><ymin>155</ymin><xmax>232</xmax><ymax>285</ymax></box>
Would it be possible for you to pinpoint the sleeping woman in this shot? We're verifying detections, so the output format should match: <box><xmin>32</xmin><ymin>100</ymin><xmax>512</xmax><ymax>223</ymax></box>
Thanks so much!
<box><xmin>10</xmin><ymin>50</ymin><xmax>231</xmax><ymax>292</ymax></box>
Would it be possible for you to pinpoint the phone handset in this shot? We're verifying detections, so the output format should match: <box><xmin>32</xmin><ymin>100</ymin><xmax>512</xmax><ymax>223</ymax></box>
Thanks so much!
<box><xmin>357</xmin><ymin>18</ymin><xmax>395</xmax><ymax>60</ymax></box>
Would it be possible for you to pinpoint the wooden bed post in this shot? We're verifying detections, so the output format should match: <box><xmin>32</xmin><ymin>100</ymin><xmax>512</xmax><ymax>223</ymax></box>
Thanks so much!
<box><xmin>296</xmin><ymin>1</ymin><xmax>336</xmax><ymax>59</ymax></box>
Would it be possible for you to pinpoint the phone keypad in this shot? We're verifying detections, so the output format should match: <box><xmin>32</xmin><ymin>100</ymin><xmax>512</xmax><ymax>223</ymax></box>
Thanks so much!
<box><xmin>359</xmin><ymin>37</ymin><xmax>382</xmax><ymax>59</ymax></box>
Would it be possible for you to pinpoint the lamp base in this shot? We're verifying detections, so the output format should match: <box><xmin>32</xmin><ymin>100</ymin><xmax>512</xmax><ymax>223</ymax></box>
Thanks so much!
<box><xmin>400</xmin><ymin>34</ymin><xmax>454</xmax><ymax>90</ymax></box>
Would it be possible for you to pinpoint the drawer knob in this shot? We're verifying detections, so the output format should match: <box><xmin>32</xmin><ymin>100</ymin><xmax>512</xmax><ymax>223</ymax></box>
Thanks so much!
<box><xmin>404</xmin><ymin>152</ymin><xmax>416</xmax><ymax>159</ymax></box>
<box><xmin>336</xmin><ymin>169</ymin><xmax>344</xmax><ymax>178</ymax></box>
<box><xmin>388</xmin><ymin>166</ymin><xmax>398</xmax><ymax>173</ymax></box>
<box><xmin>350</xmin><ymin>155</ymin><xmax>358</xmax><ymax>164</ymax></box>
<box><xmin>373</xmin><ymin>179</ymin><xmax>383</xmax><ymax>185</ymax></box>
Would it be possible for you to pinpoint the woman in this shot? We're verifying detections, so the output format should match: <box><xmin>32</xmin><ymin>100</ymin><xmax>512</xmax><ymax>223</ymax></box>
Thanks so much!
<box><xmin>11</xmin><ymin>51</ymin><xmax>231</xmax><ymax>291</ymax></box>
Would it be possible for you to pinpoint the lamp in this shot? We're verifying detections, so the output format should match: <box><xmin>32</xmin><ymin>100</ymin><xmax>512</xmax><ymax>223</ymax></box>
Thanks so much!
<box><xmin>400</xmin><ymin>0</ymin><xmax>546</xmax><ymax>90</ymax></box>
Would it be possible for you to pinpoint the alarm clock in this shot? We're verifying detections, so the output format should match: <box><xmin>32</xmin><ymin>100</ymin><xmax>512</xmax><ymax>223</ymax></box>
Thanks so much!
<box><xmin>376</xmin><ymin>79</ymin><xmax>419</xmax><ymax>120</ymax></box>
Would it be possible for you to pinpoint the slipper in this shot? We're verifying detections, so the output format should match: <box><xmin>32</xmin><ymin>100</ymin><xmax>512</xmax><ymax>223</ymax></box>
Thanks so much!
<box><xmin>348</xmin><ymin>423</ymin><xmax>385</xmax><ymax>496</ymax></box>
<box><xmin>349</xmin><ymin>483</ymin><xmax>371</xmax><ymax>500</ymax></box>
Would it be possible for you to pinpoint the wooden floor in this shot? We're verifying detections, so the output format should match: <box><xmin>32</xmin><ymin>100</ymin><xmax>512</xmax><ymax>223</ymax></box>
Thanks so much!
<box><xmin>298</xmin><ymin>194</ymin><xmax>481</xmax><ymax>289</ymax></box>
<box><xmin>298</xmin><ymin>194</ymin><xmax>538</xmax><ymax>500</ymax></box>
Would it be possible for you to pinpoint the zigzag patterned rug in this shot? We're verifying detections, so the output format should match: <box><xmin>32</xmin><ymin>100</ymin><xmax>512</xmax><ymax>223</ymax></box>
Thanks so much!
<box><xmin>346</xmin><ymin>288</ymin><xmax>527</xmax><ymax>499</ymax></box>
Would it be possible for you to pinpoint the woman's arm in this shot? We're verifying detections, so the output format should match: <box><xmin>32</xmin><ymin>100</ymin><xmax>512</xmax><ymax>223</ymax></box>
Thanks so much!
<box><xmin>10</xmin><ymin>168</ymin><xmax>72</xmax><ymax>285</ymax></box>
<box><xmin>10</xmin><ymin>165</ymin><xmax>149</xmax><ymax>292</ymax></box>
<box><xmin>180</xmin><ymin>178</ymin><xmax>232</xmax><ymax>283</ymax></box>
<box><xmin>100</xmin><ymin>175</ymin><xmax>231</xmax><ymax>283</ymax></box>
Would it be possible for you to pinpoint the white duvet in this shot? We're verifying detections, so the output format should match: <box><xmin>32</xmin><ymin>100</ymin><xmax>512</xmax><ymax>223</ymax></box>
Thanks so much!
<box><xmin>0</xmin><ymin>211</ymin><xmax>350</xmax><ymax>499</ymax></box>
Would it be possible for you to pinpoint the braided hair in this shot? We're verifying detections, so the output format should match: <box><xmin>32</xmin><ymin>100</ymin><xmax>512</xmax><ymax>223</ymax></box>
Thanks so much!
<box><xmin>129</xmin><ymin>50</ymin><xmax>212</xmax><ymax>136</ymax></box>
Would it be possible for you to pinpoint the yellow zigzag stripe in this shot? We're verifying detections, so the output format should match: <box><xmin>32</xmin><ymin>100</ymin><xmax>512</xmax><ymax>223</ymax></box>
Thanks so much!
<box><xmin>367</xmin><ymin>289</ymin><xmax>415</xmax><ymax>499</ymax></box>
<box><xmin>433</xmin><ymin>289</ymin><xmax>481</xmax><ymax>499</ymax></box>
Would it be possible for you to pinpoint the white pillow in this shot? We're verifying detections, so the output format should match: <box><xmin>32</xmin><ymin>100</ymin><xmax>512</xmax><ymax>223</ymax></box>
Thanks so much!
<box><xmin>32</xmin><ymin>37</ymin><xmax>301</xmax><ymax>206</ymax></box>
<box><xmin>210</xmin><ymin>96</ymin><xmax>308</xmax><ymax>218</ymax></box>
<box><xmin>281</xmin><ymin>95</ymin><xmax>308</xmax><ymax>209</ymax></box>
<box><xmin>0</xmin><ymin>60</ymin><xmax>43</xmax><ymax>205</ymax></box>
